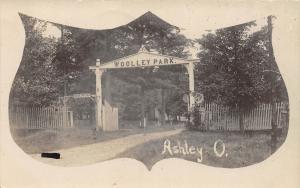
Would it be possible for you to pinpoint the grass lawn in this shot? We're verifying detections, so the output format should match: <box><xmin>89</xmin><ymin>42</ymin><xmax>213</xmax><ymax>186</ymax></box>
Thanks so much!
<box><xmin>114</xmin><ymin>130</ymin><xmax>287</xmax><ymax>169</ymax></box>
<box><xmin>10</xmin><ymin>121</ymin><xmax>182</xmax><ymax>154</ymax></box>
<box><xmin>10</xmin><ymin>120</ymin><xmax>287</xmax><ymax>169</ymax></box>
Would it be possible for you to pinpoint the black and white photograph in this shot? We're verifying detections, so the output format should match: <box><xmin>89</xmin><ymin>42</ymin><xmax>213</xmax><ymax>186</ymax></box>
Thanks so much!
<box><xmin>8</xmin><ymin>10</ymin><xmax>290</xmax><ymax>169</ymax></box>
<box><xmin>1</xmin><ymin>1</ymin><xmax>300</xmax><ymax>187</ymax></box>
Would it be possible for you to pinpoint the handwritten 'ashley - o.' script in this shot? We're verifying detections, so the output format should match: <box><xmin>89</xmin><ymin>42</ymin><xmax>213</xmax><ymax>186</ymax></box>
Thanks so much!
<box><xmin>161</xmin><ymin>139</ymin><xmax>228</xmax><ymax>163</ymax></box>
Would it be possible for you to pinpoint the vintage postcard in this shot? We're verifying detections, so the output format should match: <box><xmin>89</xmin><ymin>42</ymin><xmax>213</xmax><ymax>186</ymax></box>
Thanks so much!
<box><xmin>1</xmin><ymin>0</ymin><xmax>300</xmax><ymax>187</ymax></box>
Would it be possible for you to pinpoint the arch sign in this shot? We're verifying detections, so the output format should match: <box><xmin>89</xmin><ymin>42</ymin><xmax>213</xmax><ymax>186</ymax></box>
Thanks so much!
<box><xmin>89</xmin><ymin>47</ymin><xmax>200</xmax><ymax>131</ymax></box>
<box><xmin>100</xmin><ymin>49</ymin><xmax>196</xmax><ymax>69</ymax></box>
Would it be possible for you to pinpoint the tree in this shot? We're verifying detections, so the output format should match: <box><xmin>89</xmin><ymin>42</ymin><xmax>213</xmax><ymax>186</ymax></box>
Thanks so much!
<box><xmin>11</xmin><ymin>12</ymin><xmax>191</xmax><ymax>125</ymax></box>
<box><xmin>10</xmin><ymin>14</ymin><xmax>60</xmax><ymax>106</ymax></box>
<box><xmin>195</xmin><ymin>19</ymin><xmax>288</xmax><ymax>131</ymax></box>
<box><xmin>108</xmin><ymin>12</ymin><xmax>189</xmax><ymax>125</ymax></box>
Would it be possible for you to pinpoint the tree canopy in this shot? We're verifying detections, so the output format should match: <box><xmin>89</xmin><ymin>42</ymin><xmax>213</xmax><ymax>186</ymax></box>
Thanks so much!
<box><xmin>195</xmin><ymin>19</ymin><xmax>288</xmax><ymax>110</ymax></box>
<box><xmin>10</xmin><ymin>13</ymin><xmax>288</xmax><ymax>123</ymax></box>
<box><xmin>10</xmin><ymin>12</ymin><xmax>190</xmax><ymax>122</ymax></box>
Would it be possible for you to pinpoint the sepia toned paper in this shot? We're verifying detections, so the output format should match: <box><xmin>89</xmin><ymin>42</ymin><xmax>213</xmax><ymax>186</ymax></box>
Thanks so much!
<box><xmin>1</xmin><ymin>0</ymin><xmax>300</xmax><ymax>187</ymax></box>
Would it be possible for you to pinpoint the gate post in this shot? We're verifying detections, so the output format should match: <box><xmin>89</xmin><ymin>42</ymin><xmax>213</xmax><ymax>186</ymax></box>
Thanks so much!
<box><xmin>90</xmin><ymin>59</ymin><xmax>104</xmax><ymax>131</ymax></box>
<box><xmin>188</xmin><ymin>62</ymin><xmax>195</xmax><ymax>110</ymax></box>
<box><xmin>184</xmin><ymin>62</ymin><xmax>195</xmax><ymax>112</ymax></box>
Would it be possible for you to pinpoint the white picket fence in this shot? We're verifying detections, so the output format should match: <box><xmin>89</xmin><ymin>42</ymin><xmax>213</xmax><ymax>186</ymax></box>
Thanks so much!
<box><xmin>9</xmin><ymin>102</ymin><xmax>288</xmax><ymax>131</ymax></box>
<box><xmin>9</xmin><ymin>106</ymin><xmax>74</xmax><ymax>129</ymax></box>
<box><xmin>201</xmin><ymin>102</ymin><xmax>289</xmax><ymax>131</ymax></box>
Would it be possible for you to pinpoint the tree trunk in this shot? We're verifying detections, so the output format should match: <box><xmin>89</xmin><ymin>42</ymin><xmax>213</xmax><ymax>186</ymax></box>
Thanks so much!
<box><xmin>140</xmin><ymin>86</ymin><xmax>146</xmax><ymax>127</ymax></box>
<box><xmin>267</xmin><ymin>16</ymin><xmax>278</xmax><ymax>154</ymax></box>
<box><xmin>160</xmin><ymin>89</ymin><xmax>166</xmax><ymax>126</ymax></box>
<box><xmin>239</xmin><ymin>107</ymin><xmax>245</xmax><ymax>133</ymax></box>
<box><xmin>271</xmin><ymin>102</ymin><xmax>278</xmax><ymax>153</ymax></box>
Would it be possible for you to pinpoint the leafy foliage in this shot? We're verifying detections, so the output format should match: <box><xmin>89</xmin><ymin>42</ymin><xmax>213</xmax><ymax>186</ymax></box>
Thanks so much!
<box><xmin>195</xmin><ymin>20</ymin><xmax>288</xmax><ymax>110</ymax></box>
<box><xmin>10</xmin><ymin>14</ymin><xmax>60</xmax><ymax>105</ymax></box>
<box><xmin>10</xmin><ymin>13</ymin><xmax>288</xmax><ymax>125</ymax></box>
<box><xmin>11</xmin><ymin>12</ymin><xmax>190</xmax><ymax>122</ymax></box>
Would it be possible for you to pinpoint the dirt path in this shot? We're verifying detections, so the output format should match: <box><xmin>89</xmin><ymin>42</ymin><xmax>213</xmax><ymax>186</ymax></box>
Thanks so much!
<box><xmin>31</xmin><ymin>128</ymin><xmax>183</xmax><ymax>166</ymax></box>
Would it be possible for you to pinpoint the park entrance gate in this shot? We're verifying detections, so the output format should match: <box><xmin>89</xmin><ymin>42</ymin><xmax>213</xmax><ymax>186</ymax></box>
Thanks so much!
<box><xmin>89</xmin><ymin>47</ymin><xmax>200</xmax><ymax>131</ymax></box>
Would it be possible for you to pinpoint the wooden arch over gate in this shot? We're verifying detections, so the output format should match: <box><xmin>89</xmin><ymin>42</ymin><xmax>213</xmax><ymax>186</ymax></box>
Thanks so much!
<box><xmin>89</xmin><ymin>47</ymin><xmax>200</xmax><ymax>131</ymax></box>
